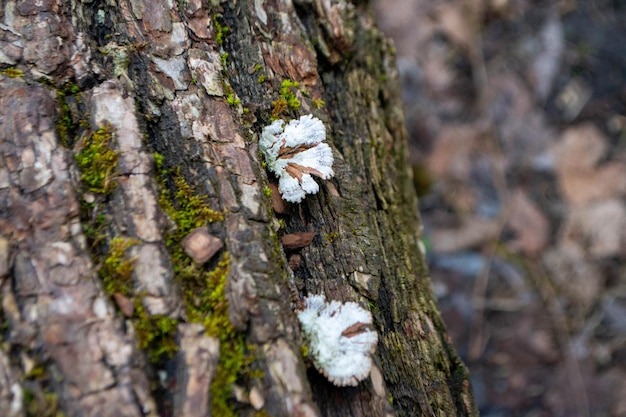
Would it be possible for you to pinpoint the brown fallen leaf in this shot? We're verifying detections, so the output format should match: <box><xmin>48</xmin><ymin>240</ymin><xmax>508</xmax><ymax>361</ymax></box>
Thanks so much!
<box><xmin>113</xmin><ymin>293</ymin><xmax>134</xmax><ymax>317</ymax></box>
<box><xmin>542</xmin><ymin>242</ymin><xmax>603</xmax><ymax>312</ymax></box>
<box><xmin>182</xmin><ymin>227</ymin><xmax>223</xmax><ymax>264</ymax></box>
<box><xmin>427</xmin><ymin>124</ymin><xmax>475</xmax><ymax>181</ymax></box>
<box><xmin>561</xmin><ymin>199</ymin><xmax>626</xmax><ymax>258</ymax></box>
<box><xmin>268</xmin><ymin>182</ymin><xmax>289</xmax><ymax>214</ymax></box>
<box><xmin>435</xmin><ymin>3</ymin><xmax>478</xmax><ymax>50</ymax></box>
<box><xmin>557</xmin><ymin>162</ymin><xmax>626</xmax><ymax>206</ymax></box>
<box><xmin>554</xmin><ymin>123</ymin><xmax>607</xmax><ymax>172</ymax></box>
<box><xmin>485</xmin><ymin>74</ymin><xmax>556</xmax><ymax>165</ymax></box>
<box><xmin>430</xmin><ymin>216</ymin><xmax>500</xmax><ymax>253</ymax></box>
<box><xmin>280</xmin><ymin>232</ymin><xmax>316</xmax><ymax>251</ymax></box>
<box><xmin>507</xmin><ymin>189</ymin><xmax>550</xmax><ymax>255</ymax></box>
<box><xmin>341</xmin><ymin>322</ymin><xmax>371</xmax><ymax>338</ymax></box>
<box><xmin>554</xmin><ymin>123</ymin><xmax>626</xmax><ymax>205</ymax></box>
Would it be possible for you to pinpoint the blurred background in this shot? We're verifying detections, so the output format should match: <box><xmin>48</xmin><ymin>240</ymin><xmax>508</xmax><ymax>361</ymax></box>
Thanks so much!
<box><xmin>373</xmin><ymin>1</ymin><xmax>626</xmax><ymax>416</ymax></box>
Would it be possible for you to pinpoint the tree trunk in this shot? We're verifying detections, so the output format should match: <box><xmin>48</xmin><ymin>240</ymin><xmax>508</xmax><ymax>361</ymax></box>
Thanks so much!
<box><xmin>0</xmin><ymin>1</ymin><xmax>477</xmax><ymax>416</ymax></box>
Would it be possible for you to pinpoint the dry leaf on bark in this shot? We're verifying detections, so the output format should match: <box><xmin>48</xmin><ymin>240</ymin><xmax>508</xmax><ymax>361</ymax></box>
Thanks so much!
<box><xmin>181</xmin><ymin>228</ymin><xmax>223</xmax><ymax>264</ymax></box>
<box><xmin>280</xmin><ymin>232</ymin><xmax>316</xmax><ymax>251</ymax></box>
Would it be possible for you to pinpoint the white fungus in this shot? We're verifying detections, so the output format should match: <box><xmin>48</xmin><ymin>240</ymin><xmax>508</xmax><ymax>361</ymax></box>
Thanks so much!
<box><xmin>297</xmin><ymin>294</ymin><xmax>378</xmax><ymax>386</ymax></box>
<box><xmin>259</xmin><ymin>114</ymin><xmax>334</xmax><ymax>203</ymax></box>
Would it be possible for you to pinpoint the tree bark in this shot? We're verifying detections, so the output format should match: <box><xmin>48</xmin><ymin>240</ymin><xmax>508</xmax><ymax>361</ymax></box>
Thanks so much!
<box><xmin>0</xmin><ymin>1</ymin><xmax>477</xmax><ymax>417</ymax></box>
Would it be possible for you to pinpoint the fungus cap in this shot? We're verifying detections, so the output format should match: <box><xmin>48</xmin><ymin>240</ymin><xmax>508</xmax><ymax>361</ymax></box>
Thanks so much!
<box><xmin>297</xmin><ymin>295</ymin><xmax>378</xmax><ymax>386</ymax></box>
<box><xmin>260</xmin><ymin>115</ymin><xmax>334</xmax><ymax>203</ymax></box>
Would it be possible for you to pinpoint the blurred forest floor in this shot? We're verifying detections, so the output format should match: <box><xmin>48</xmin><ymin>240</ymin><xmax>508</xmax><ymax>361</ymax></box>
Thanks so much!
<box><xmin>374</xmin><ymin>1</ymin><xmax>626</xmax><ymax>416</ymax></box>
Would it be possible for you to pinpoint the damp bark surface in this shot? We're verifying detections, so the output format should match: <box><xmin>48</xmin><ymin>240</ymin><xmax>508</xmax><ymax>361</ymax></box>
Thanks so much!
<box><xmin>0</xmin><ymin>1</ymin><xmax>478</xmax><ymax>417</ymax></box>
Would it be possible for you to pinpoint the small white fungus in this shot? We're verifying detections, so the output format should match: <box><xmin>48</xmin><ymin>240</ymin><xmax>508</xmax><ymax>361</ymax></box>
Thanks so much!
<box><xmin>297</xmin><ymin>294</ymin><xmax>378</xmax><ymax>387</ymax></box>
<box><xmin>259</xmin><ymin>114</ymin><xmax>334</xmax><ymax>203</ymax></box>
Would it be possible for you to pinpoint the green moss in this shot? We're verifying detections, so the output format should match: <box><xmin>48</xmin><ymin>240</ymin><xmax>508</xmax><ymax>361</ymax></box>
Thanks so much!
<box><xmin>153</xmin><ymin>153</ymin><xmax>256</xmax><ymax>416</ymax></box>
<box><xmin>1</xmin><ymin>67</ymin><xmax>24</xmax><ymax>78</ymax></box>
<box><xmin>271</xmin><ymin>79</ymin><xmax>301</xmax><ymax>120</ymax></box>
<box><xmin>67</xmin><ymin>83</ymin><xmax>81</xmax><ymax>95</ymax></box>
<box><xmin>0</xmin><ymin>316</ymin><xmax>7</xmax><ymax>337</ymax></box>
<box><xmin>279</xmin><ymin>80</ymin><xmax>300</xmax><ymax>103</ymax></box>
<box><xmin>300</xmin><ymin>344</ymin><xmax>309</xmax><ymax>359</ymax></box>
<box><xmin>98</xmin><ymin>43</ymin><xmax>131</xmax><ymax>78</ymax></box>
<box><xmin>179</xmin><ymin>249</ymin><xmax>247</xmax><ymax>414</ymax></box>
<box><xmin>155</xmin><ymin>154</ymin><xmax>223</xmax><ymax>232</ymax></box>
<box><xmin>213</xmin><ymin>14</ymin><xmax>230</xmax><ymax>45</ymax></box>
<box><xmin>55</xmin><ymin>97</ymin><xmax>72</xmax><ymax>148</ymax></box>
<box><xmin>97</xmin><ymin>234</ymin><xmax>179</xmax><ymax>363</ymax></box>
<box><xmin>180</xmin><ymin>254</ymin><xmax>253</xmax><ymax>416</ymax></box>
<box><xmin>81</xmin><ymin>210</ymin><xmax>107</xmax><ymax>245</ymax></box>
<box><xmin>270</xmin><ymin>98</ymin><xmax>288</xmax><ymax>120</ymax></box>
<box><xmin>263</xmin><ymin>186</ymin><xmax>272</xmax><ymax>197</ymax></box>
<box><xmin>155</xmin><ymin>163</ymin><xmax>223</xmax><ymax>250</ymax></box>
<box><xmin>23</xmin><ymin>389</ymin><xmax>34</xmax><ymax>408</ymax></box>
<box><xmin>100</xmin><ymin>237</ymin><xmax>139</xmax><ymax>296</ymax></box>
<box><xmin>22</xmin><ymin>362</ymin><xmax>66</xmax><ymax>417</ymax></box>
<box><xmin>54</xmin><ymin>82</ymin><xmax>85</xmax><ymax>148</ymax></box>
<box><xmin>134</xmin><ymin>301</ymin><xmax>179</xmax><ymax>363</ymax></box>
<box><xmin>153</xmin><ymin>151</ymin><xmax>164</xmax><ymax>169</ymax></box>
<box><xmin>226</xmin><ymin>93</ymin><xmax>241</xmax><ymax>107</ymax></box>
<box><xmin>312</xmin><ymin>98</ymin><xmax>326</xmax><ymax>109</ymax></box>
<box><xmin>24</xmin><ymin>390</ymin><xmax>65</xmax><ymax>417</ymax></box>
<box><xmin>24</xmin><ymin>364</ymin><xmax>46</xmax><ymax>379</ymax></box>
<box><xmin>257</xmin><ymin>73</ymin><xmax>266</xmax><ymax>83</ymax></box>
<box><xmin>164</xmin><ymin>239</ymin><xmax>253</xmax><ymax>415</ymax></box>
<box><xmin>324</xmin><ymin>232</ymin><xmax>340</xmax><ymax>243</ymax></box>
<box><xmin>75</xmin><ymin>125</ymin><xmax>118</xmax><ymax>195</ymax></box>
<box><xmin>70</xmin><ymin>106</ymin><xmax>114</xmax><ymax>255</ymax></box>
<box><xmin>183</xmin><ymin>255</ymin><xmax>230</xmax><ymax>328</ymax></box>
<box><xmin>220</xmin><ymin>52</ymin><xmax>229</xmax><ymax>68</ymax></box>
<box><xmin>369</xmin><ymin>300</ymin><xmax>383</xmax><ymax>321</ymax></box>
<box><xmin>75</xmin><ymin>142</ymin><xmax>181</xmax><ymax>366</ymax></box>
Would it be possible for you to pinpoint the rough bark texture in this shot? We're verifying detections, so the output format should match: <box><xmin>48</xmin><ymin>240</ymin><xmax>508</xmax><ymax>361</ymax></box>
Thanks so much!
<box><xmin>0</xmin><ymin>1</ymin><xmax>477</xmax><ymax>417</ymax></box>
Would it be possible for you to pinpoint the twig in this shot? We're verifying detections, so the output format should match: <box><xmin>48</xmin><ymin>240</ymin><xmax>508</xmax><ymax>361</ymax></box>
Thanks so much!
<box><xmin>468</xmin><ymin>202</ymin><xmax>512</xmax><ymax>360</ymax></box>
<box><xmin>527</xmin><ymin>261</ymin><xmax>591</xmax><ymax>417</ymax></box>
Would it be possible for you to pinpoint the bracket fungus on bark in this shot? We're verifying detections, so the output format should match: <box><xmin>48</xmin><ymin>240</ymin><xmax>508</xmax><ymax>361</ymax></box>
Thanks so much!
<box><xmin>297</xmin><ymin>295</ymin><xmax>378</xmax><ymax>387</ymax></box>
<box><xmin>259</xmin><ymin>114</ymin><xmax>334</xmax><ymax>203</ymax></box>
